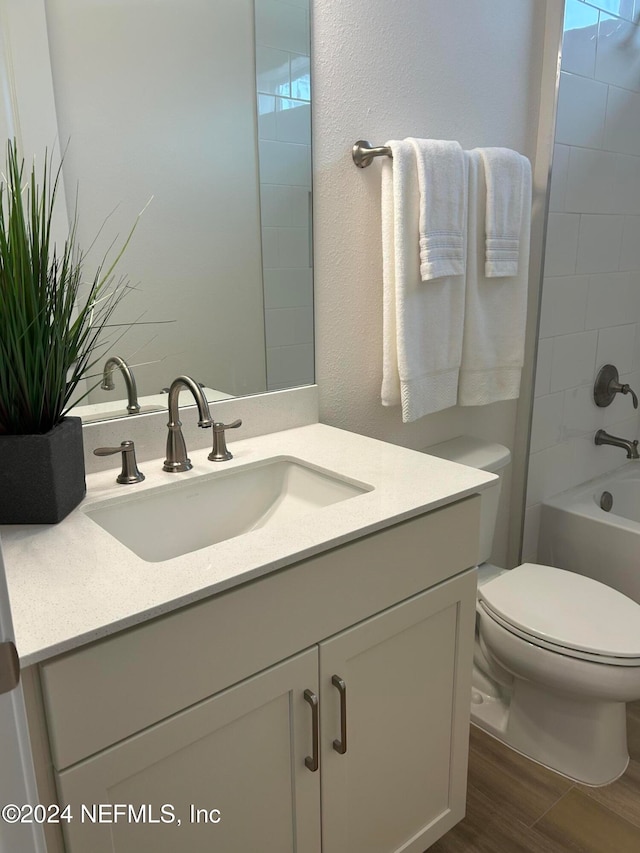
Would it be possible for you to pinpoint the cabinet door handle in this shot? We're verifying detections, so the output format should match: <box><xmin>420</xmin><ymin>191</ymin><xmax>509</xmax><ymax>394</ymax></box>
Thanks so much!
<box><xmin>303</xmin><ymin>689</ymin><xmax>319</xmax><ymax>772</ymax></box>
<box><xmin>332</xmin><ymin>675</ymin><xmax>347</xmax><ymax>755</ymax></box>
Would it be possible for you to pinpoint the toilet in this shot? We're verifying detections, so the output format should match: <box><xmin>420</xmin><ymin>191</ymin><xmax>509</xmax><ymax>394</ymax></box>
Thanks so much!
<box><xmin>427</xmin><ymin>436</ymin><xmax>640</xmax><ymax>786</ymax></box>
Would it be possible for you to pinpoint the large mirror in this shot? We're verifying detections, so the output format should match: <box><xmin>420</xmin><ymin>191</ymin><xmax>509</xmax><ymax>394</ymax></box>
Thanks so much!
<box><xmin>42</xmin><ymin>0</ymin><xmax>313</xmax><ymax>422</ymax></box>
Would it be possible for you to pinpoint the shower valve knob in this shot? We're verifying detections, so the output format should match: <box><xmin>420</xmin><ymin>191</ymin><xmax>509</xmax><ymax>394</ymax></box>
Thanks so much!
<box><xmin>594</xmin><ymin>364</ymin><xmax>638</xmax><ymax>409</ymax></box>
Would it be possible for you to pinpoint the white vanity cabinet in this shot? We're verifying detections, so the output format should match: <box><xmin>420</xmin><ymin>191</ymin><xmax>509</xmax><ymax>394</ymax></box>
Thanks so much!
<box><xmin>56</xmin><ymin>649</ymin><xmax>322</xmax><ymax>853</ymax></box>
<box><xmin>319</xmin><ymin>578</ymin><xmax>473</xmax><ymax>853</ymax></box>
<box><xmin>34</xmin><ymin>496</ymin><xmax>480</xmax><ymax>853</ymax></box>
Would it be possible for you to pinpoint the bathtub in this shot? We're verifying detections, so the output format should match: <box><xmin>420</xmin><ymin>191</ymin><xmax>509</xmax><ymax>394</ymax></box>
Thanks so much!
<box><xmin>539</xmin><ymin>464</ymin><xmax>640</xmax><ymax>604</ymax></box>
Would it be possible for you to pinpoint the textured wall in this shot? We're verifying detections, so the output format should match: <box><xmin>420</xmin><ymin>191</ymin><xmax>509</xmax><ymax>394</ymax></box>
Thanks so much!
<box><xmin>312</xmin><ymin>0</ymin><xmax>549</xmax><ymax>564</ymax></box>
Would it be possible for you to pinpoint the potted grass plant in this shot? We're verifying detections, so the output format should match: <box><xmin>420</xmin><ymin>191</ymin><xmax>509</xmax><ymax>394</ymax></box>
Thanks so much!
<box><xmin>0</xmin><ymin>140</ymin><xmax>135</xmax><ymax>524</ymax></box>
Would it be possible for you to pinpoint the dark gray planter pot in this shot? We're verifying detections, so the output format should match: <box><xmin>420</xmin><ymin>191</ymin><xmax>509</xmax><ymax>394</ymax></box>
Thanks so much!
<box><xmin>0</xmin><ymin>417</ymin><xmax>86</xmax><ymax>524</ymax></box>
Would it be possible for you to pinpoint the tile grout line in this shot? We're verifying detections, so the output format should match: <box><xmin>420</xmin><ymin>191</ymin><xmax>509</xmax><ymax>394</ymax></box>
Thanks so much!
<box><xmin>532</xmin><ymin>785</ymin><xmax>640</xmax><ymax>838</ymax></box>
<box><xmin>529</xmin><ymin>785</ymin><xmax>577</xmax><ymax>829</ymax></box>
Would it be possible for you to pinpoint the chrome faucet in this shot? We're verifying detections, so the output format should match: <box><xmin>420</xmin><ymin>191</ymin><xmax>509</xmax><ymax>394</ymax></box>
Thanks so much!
<box><xmin>101</xmin><ymin>356</ymin><xmax>141</xmax><ymax>414</ymax></box>
<box><xmin>163</xmin><ymin>376</ymin><xmax>213</xmax><ymax>472</ymax></box>
<box><xmin>594</xmin><ymin>429</ymin><xmax>639</xmax><ymax>460</ymax></box>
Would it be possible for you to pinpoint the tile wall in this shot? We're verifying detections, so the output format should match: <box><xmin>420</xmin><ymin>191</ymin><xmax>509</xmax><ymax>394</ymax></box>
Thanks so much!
<box><xmin>255</xmin><ymin>0</ymin><xmax>314</xmax><ymax>391</ymax></box>
<box><xmin>524</xmin><ymin>0</ymin><xmax>640</xmax><ymax>561</ymax></box>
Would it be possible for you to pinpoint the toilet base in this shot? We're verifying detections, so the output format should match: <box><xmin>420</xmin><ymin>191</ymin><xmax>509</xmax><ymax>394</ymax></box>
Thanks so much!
<box><xmin>470</xmin><ymin>672</ymin><xmax>629</xmax><ymax>786</ymax></box>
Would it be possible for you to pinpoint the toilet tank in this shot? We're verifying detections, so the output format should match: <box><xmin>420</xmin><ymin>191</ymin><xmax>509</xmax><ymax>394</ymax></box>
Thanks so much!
<box><xmin>424</xmin><ymin>436</ymin><xmax>511</xmax><ymax>565</ymax></box>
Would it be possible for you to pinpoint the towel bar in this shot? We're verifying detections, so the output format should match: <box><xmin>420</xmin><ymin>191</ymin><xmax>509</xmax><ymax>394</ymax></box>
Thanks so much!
<box><xmin>352</xmin><ymin>140</ymin><xmax>392</xmax><ymax>168</ymax></box>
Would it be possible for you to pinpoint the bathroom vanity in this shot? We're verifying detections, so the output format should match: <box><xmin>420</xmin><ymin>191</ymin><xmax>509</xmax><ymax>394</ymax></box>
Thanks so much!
<box><xmin>3</xmin><ymin>424</ymin><xmax>494</xmax><ymax>853</ymax></box>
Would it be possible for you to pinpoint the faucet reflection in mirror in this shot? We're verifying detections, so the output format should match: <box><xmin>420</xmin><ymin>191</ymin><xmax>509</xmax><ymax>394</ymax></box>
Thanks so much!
<box><xmin>101</xmin><ymin>356</ymin><xmax>140</xmax><ymax>415</ymax></box>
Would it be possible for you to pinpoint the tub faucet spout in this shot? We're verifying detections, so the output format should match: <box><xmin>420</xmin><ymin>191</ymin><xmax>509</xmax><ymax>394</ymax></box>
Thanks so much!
<box><xmin>594</xmin><ymin>429</ymin><xmax>639</xmax><ymax>459</ymax></box>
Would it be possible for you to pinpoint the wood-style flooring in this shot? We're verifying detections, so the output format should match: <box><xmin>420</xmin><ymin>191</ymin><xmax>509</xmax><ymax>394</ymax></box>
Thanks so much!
<box><xmin>430</xmin><ymin>700</ymin><xmax>640</xmax><ymax>852</ymax></box>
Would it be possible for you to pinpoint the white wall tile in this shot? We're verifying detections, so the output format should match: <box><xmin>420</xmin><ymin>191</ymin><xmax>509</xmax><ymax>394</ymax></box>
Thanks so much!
<box><xmin>521</xmin><ymin>504</ymin><xmax>542</xmax><ymax>561</ymax></box>
<box><xmin>585</xmin><ymin>271</ymin><xmax>634</xmax><ymax>327</ymax></box>
<box><xmin>255</xmin><ymin>0</ymin><xmax>309</xmax><ymax>55</ymax></box>
<box><xmin>263</xmin><ymin>268</ymin><xmax>313</xmax><ymax>308</ymax></box>
<box><xmin>290</xmin><ymin>54</ymin><xmax>311</xmax><ymax>101</ymax></box>
<box><xmin>549</xmin><ymin>330</ymin><xmax>598</xmax><ymax>391</ymax></box>
<box><xmin>538</xmin><ymin>275</ymin><xmax>589</xmax><ymax>338</ymax></box>
<box><xmin>261</xmin><ymin>227</ymin><xmax>279</xmax><ymax>269</ymax></box>
<box><xmin>534</xmin><ymin>338</ymin><xmax>553</xmax><ymax>397</ymax></box>
<box><xmin>527</xmin><ymin>4</ymin><xmax>640</xmax><ymax>515</ymax></box>
<box><xmin>261</xmin><ymin>185</ymin><xmax>290</xmax><ymax>227</ymax></box>
<box><xmin>563</xmin><ymin>383</ymin><xmax>605</xmax><ymax>437</ymax></box>
<box><xmin>276</xmin><ymin>99</ymin><xmax>311</xmax><ymax>144</ymax></box>
<box><xmin>527</xmin><ymin>443</ymin><xmax>576</xmax><ymax>505</ymax></box>
<box><xmin>607</xmin><ymin>413</ymin><xmax>640</xmax><ymax>443</ymax></box>
<box><xmin>265</xmin><ymin>305</ymin><xmax>314</xmax><ymax>346</ymax></box>
<box><xmin>266</xmin><ymin>343</ymin><xmax>314</xmax><ymax>390</ymax></box>
<box><xmin>596</xmin><ymin>14</ymin><xmax>640</xmax><ymax>93</ymax></box>
<box><xmin>259</xmin><ymin>140</ymin><xmax>311</xmax><ymax>186</ymax></box>
<box><xmin>562</xmin><ymin>0</ymin><xmax>598</xmax><ymax>78</ymax></box>
<box><xmin>575</xmin><ymin>214</ymin><xmax>624</xmax><ymax>274</ymax></box>
<box><xmin>256</xmin><ymin>46</ymin><xmax>291</xmax><ymax>96</ymax></box>
<box><xmin>564</xmin><ymin>148</ymin><xmax>616</xmax><ymax>213</ymax></box>
<box><xmin>543</xmin><ymin>213</ymin><xmax>580</xmax><ymax>276</ymax></box>
<box><xmin>530</xmin><ymin>392</ymin><xmax>565</xmax><ymax>452</ymax></box>
<box><xmin>261</xmin><ymin>185</ymin><xmax>310</xmax><ymax>227</ymax></box>
<box><xmin>258</xmin><ymin>94</ymin><xmax>277</xmax><ymax>140</ymax></box>
<box><xmin>277</xmin><ymin>226</ymin><xmax>310</xmax><ymax>267</ymax></box>
<box><xmin>611</xmin><ymin>155</ymin><xmax>640</xmax><ymax>216</ymax></box>
<box><xmin>555</xmin><ymin>72</ymin><xmax>608</xmax><ymax>148</ymax></box>
<box><xmin>620</xmin><ymin>216</ymin><xmax>640</xmax><ymax>270</ymax></box>
<box><xmin>548</xmin><ymin>145</ymin><xmax>571</xmax><ymax>213</ymax></box>
<box><xmin>634</xmin><ymin>325</ymin><xmax>640</xmax><ymax>370</ymax></box>
<box><xmin>570</xmin><ymin>433</ymin><xmax>614</xmax><ymax>482</ymax></box>
<box><xmin>596</xmin><ymin>322</ymin><xmax>637</xmax><ymax>372</ymax></box>
<box><xmin>604</xmin><ymin>86</ymin><xmax>640</xmax><ymax>156</ymax></box>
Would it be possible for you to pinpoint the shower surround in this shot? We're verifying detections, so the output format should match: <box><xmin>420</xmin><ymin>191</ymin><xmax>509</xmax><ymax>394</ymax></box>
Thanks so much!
<box><xmin>525</xmin><ymin>0</ymin><xmax>640</xmax><ymax>562</ymax></box>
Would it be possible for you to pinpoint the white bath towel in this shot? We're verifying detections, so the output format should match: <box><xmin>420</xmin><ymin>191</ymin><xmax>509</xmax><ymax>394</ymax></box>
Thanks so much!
<box><xmin>407</xmin><ymin>137</ymin><xmax>466</xmax><ymax>280</ymax></box>
<box><xmin>479</xmin><ymin>147</ymin><xmax>531</xmax><ymax>277</ymax></box>
<box><xmin>381</xmin><ymin>140</ymin><xmax>467</xmax><ymax>421</ymax></box>
<box><xmin>457</xmin><ymin>149</ymin><xmax>531</xmax><ymax>406</ymax></box>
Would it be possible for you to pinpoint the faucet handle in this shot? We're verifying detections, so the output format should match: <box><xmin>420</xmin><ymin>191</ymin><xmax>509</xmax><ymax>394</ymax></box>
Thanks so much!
<box><xmin>619</xmin><ymin>383</ymin><xmax>639</xmax><ymax>409</ymax></box>
<box><xmin>208</xmin><ymin>419</ymin><xmax>242</xmax><ymax>462</ymax></box>
<box><xmin>594</xmin><ymin>364</ymin><xmax>639</xmax><ymax>409</ymax></box>
<box><xmin>94</xmin><ymin>440</ymin><xmax>145</xmax><ymax>484</ymax></box>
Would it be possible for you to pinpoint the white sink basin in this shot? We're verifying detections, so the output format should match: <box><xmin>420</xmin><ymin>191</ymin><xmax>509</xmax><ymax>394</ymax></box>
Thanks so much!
<box><xmin>84</xmin><ymin>457</ymin><xmax>372</xmax><ymax>562</ymax></box>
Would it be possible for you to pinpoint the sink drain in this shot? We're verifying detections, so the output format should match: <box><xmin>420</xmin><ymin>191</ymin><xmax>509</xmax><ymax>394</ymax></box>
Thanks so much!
<box><xmin>600</xmin><ymin>491</ymin><xmax>613</xmax><ymax>512</ymax></box>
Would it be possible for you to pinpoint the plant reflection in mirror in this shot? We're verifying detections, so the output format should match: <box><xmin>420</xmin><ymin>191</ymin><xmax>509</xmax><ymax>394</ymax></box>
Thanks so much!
<box><xmin>0</xmin><ymin>139</ymin><xmax>142</xmax><ymax>435</ymax></box>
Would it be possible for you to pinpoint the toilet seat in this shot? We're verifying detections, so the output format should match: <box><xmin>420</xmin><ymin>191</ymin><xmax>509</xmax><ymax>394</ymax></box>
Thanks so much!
<box><xmin>478</xmin><ymin>563</ymin><xmax>640</xmax><ymax>666</ymax></box>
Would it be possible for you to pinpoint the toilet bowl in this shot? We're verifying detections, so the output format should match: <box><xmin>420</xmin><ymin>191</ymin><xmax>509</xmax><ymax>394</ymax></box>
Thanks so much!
<box><xmin>427</xmin><ymin>436</ymin><xmax>640</xmax><ymax>786</ymax></box>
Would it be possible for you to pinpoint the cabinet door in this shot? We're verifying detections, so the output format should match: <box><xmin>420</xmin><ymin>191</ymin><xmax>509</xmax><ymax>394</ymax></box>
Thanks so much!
<box><xmin>57</xmin><ymin>648</ymin><xmax>321</xmax><ymax>853</ymax></box>
<box><xmin>319</xmin><ymin>571</ymin><xmax>476</xmax><ymax>853</ymax></box>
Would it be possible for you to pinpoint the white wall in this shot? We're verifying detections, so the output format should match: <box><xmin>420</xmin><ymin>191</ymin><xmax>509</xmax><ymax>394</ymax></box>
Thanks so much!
<box><xmin>525</xmin><ymin>0</ymin><xmax>640</xmax><ymax>562</ymax></box>
<box><xmin>312</xmin><ymin>0</ymin><xmax>552</xmax><ymax>567</ymax></box>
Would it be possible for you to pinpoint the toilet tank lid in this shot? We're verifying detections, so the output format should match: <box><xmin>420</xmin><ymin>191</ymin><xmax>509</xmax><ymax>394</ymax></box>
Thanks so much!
<box><xmin>424</xmin><ymin>436</ymin><xmax>511</xmax><ymax>473</ymax></box>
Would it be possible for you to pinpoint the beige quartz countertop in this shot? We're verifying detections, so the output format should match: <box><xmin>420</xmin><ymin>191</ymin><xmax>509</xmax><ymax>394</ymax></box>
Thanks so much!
<box><xmin>2</xmin><ymin>424</ymin><xmax>495</xmax><ymax>666</ymax></box>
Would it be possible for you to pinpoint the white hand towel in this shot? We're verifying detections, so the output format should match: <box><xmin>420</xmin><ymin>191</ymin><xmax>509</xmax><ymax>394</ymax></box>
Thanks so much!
<box><xmin>478</xmin><ymin>147</ymin><xmax>531</xmax><ymax>277</ymax></box>
<box><xmin>457</xmin><ymin>150</ymin><xmax>531</xmax><ymax>406</ymax></box>
<box><xmin>407</xmin><ymin>137</ymin><xmax>466</xmax><ymax>280</ymax></box>
<box><xmin>381</xmin><ymin>140</ymin><xmax>467</xmax><ymax>421</ymax></box>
